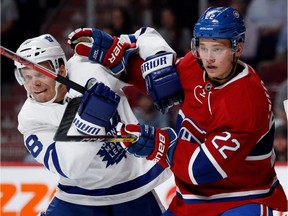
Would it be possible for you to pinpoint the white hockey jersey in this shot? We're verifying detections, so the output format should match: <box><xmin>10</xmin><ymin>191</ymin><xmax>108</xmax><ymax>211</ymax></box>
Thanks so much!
<box><xmin>17</xmin><ymin>54</ymin><xmax>171</xmax><ymax>206</ymax></box>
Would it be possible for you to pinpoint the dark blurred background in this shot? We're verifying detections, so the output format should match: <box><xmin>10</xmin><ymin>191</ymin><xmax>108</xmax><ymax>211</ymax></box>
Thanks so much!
<box><xmin>1</xmin><ymin>0</ymin><xmax>287</xmax><ymax>162</ymax></box>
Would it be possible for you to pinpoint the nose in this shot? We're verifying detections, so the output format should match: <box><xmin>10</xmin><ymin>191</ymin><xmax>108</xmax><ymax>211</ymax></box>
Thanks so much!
<box><xmin>32</xmin><ymin>77</ymin><xmax>41</xmax><ymax>86</ymax></box>
<box><xmin>207</xmin><ymin>50</ymin><xmax>215</xmax><ymax>60</ymax></box>
<box><xmin>204</xmin><ymin>51</ymin><xmax>215</xmax><ymax>64</ymax></box>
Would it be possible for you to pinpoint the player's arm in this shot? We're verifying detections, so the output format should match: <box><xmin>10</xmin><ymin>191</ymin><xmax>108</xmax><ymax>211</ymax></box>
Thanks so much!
<box><xmin>18</xmin><ymin>104</ymin><xmax>101</xmax><ymax>179</ymax></box>
<box><xmin>170</xmin><ymin>94</ymin><xmax>274</xmax><ymax>185</ymax></box>
<box><xmin>68</xmin><ymin>27</ymin><xmax>184</xmax><ymax>113</ymax></box>
<box><xmin>117</xmin><ymin>106</ymin><xmax>273</xmax><ymax>186</ymax></box>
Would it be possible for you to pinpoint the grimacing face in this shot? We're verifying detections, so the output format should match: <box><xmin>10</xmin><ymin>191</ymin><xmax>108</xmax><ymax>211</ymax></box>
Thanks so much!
<box><xmin>198</xmin><ymin>38</ymin><xmax>243</xmax><ymax>83</ymax></box>
<box><xmin>21</xmin><ymin>61</ymin><xmax>58</xmax><ymax>103</ymax></box>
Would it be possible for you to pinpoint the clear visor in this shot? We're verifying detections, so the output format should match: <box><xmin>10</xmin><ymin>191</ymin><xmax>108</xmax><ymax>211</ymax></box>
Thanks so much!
<box><xmin>191</xmin><ymin>38</ymin><xmax>236</xmax><ymax>59</ymax></box>
<box><xmin>14</xmin><ymin>61</ymin><xmax>55</xmax><ymax>86</ymax></box>
<box><xmin>191</xmin><ymin>38</ymin><xmax>200</xmax><ymax>58</ymax></box>
<box><xmin>14</xmin><ymin>68</ymin><xmax>25</xmax><ymax>85</ymax></box>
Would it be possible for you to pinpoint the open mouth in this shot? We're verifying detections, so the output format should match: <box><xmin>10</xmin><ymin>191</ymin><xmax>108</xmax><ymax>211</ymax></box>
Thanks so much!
<box><xmin>206</xmin><ymin>65</ymin><xmax>217</xmax><ymax>69</ymax></box>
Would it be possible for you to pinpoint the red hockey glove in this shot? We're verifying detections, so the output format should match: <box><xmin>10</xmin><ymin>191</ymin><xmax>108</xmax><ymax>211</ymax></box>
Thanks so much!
<box><xmin>117</xmin><ymin>123</ymin><xmax>178</xmax><ymax>168</ymax></box>
<box><xmin>68</xmin><ymin>28</ymin><xmax>137</xmax><ymax>75</ymax></box>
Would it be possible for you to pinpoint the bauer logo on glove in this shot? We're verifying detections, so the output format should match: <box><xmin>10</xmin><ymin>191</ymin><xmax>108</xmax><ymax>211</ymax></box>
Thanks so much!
<box><xmin>117</xmin><ymin>122</ymin><xmax>178</xmax><ymax>168</ymax></box>
<box><xmin>68</xmin><ymin>28</ymin><xmax>137</xmax><ymax>75</ymax></box>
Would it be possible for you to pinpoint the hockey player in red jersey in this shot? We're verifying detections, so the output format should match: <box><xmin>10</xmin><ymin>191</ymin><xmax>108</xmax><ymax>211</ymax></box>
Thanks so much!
<box><xmin>68</xmin><ymin>6</ymin><xmax>288</xmax><ymax>216</ymax></box>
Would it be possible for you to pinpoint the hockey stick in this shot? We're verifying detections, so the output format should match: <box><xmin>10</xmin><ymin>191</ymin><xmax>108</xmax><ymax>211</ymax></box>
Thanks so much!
<box><xmin>54</xmin><ymin>97</ymin><xmax>137</xmax><ymax>142</ymax></box>
<box><xmin>1</xmin><ymin>45</ymin><xmax>137</xmax><ymax>143</ymax></box>
<box><xmin>0</xmin><ymin>45</ymin><xmax>85</xmax><ymax>94</ymax></box>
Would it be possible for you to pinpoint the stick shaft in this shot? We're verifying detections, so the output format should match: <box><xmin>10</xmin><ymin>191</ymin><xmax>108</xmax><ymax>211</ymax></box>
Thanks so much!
<box><xmin>55</xmin><ymin>134</ymin><xmax>137</xmax><ymax>142</ymax></box>
<box><xmin>0</xmin><ymin>45</ymin><xmax>85</xmax><ymax>94</ymax></box>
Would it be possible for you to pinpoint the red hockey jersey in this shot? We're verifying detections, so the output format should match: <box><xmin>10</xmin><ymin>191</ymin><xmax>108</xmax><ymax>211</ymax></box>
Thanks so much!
<box><xmin>167</xmin><ymin>52</ymin><xmax>287</xmax><ymax>215</ymax></box>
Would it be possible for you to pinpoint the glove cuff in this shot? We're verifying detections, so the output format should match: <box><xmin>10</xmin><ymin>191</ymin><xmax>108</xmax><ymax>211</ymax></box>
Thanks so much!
<box><xmin>141</xmin><ymin>52</ymin><xmax>174</xmax><ymax>78</ymax></box>
<box><xmin>73</xmin><ymin>113</ymin><xmax>105</xmax><ymax>135</ymax></box>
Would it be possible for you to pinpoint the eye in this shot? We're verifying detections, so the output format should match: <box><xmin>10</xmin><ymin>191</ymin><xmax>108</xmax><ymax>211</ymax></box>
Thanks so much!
<box><xmin>35</xmin><ymin>73</ymin><xmax>46</xmax><ymax>78</ymax></box>
<box><xmin>200</xmin><ymin>47</ymin><xmax>207</xmax><ymax>52</ymax></box>
<box><xmin>214</xmin><ymin>47</ymin><xmax>222</xmax><ymax>52</ymax></box>
<box><xmin>23</xmin><ymin>75</ymin><xmax>32</xmax><ymax>81</ymax></box>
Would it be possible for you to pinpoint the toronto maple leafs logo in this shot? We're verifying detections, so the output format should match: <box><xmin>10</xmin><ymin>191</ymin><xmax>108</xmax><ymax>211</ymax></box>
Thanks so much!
<box><xmin>97</xmin><ymin>112</ymin><xmax>127</xmax><ymax>167</ymax></box>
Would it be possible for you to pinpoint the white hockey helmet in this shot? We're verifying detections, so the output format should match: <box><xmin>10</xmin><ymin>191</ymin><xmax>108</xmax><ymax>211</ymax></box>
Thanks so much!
<box><xmin>14</xmin><ymin>34</ymin><xmax>67</xmax><ymax>103</ymax></box>
<box><xmin>14</xmin><ymin>34</ymin><xmax>67</xmax><ymax>85</ymax></box>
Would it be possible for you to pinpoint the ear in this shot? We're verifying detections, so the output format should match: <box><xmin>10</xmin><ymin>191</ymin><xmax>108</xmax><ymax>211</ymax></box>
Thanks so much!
<box><xmin>58</xmin><ymin>64</ymin><xmax>67</xmax><ymax>77</ymax></box>
<box><xmin>235</xmin><ymin>42</ymin><xmax>244</xmax><ymax>58</ymax></box>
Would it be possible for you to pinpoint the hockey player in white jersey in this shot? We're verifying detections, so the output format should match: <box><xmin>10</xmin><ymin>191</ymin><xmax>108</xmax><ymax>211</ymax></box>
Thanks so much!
<box><xmin>14</xmin><ymin>34</ymin><xmax>172</xmax><ymax>215</ymax></box>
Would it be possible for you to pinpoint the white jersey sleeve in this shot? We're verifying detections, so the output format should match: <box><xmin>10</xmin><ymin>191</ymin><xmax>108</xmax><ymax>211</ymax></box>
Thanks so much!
<box><xmin>119</xmin><ymin>27</ymin><xmax>176</xmax><ymax>60</ymax></box>
<box><xmin>18</xmin><ymin>99</ymin><xmax>102</xmax><ymax>179</ymax></box>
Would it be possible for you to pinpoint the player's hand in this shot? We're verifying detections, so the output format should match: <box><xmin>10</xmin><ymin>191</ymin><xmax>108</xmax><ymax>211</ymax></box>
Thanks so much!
<box><xmin>68</xmin><ymin>28</ymin><xmax>137</xmax><ymax>75</ymax></box>
<box><xmin>77</xmin><ymin>78</ymin><xmax>120</xmax><ymax>128</ymax></box>
<box><xmin>141</xmin><ymin>52</ymin><xmax>184</xmax><ymax>113</ymax></box>
<box><xmin>117</xmin><ymin>123</ymin><xmax>178</xmax><ymax>168</ymax></box>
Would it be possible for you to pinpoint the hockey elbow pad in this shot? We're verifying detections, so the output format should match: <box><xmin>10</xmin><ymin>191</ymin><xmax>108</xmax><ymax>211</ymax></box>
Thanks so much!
<box><xmin>141</xmin><ymin>52</ymin><xmax>184</xmax><ymax>113</ymax></box>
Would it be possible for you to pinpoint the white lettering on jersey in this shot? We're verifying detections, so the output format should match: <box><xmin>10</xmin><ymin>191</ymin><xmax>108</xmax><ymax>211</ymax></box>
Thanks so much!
<box><xmin>260</xmin><ymin>81</ymin><xmax>272</xmax><ymax>119</ymax></box>
<box><xmin>212</xmin><ymin>132</ymin><xmax>240</xmax><ymax>159</ymax></box>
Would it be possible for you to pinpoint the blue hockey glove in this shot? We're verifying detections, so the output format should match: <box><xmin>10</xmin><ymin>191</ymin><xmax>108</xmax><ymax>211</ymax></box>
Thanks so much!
<box><xmin>77</xmin><ymin>79</ymin><xmax>120</xmax><ymax>128</ymax></box>
<box><xmin>68</xmin><ymin>28</ymin><xmax>137</xmax><ymax>75</ymax></box>
<box><xmin>117</xmin><ymin>123</ymin><xmax>178</xmax><ymax>168</ymax></box>
<box><xmin>141</xmin><ymin>52</ymin><xmax>184</xmax><ymax>113</ymax></box>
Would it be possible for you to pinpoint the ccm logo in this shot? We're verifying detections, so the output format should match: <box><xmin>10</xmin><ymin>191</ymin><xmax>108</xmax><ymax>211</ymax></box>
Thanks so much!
<box><xmin>154</xmin><ymin>133</ymin><xmax>166</xmax><ymax>162</ymax></box>
<box><xmin>108</xmin><ymin>40</ymin><xmax>125</xmax><ymax>64</ymax></box>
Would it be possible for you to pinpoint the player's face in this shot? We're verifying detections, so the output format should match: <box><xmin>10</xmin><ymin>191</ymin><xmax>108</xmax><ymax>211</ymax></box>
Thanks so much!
<box><xmin>21</xmin><ymin>61</ymin><xmax>57</xmax><ymax>103</ymax></box>
<box><xmin>198</xmin><ymin>38</ymin><xmax>237</xmax><ymax>81</ymax></box>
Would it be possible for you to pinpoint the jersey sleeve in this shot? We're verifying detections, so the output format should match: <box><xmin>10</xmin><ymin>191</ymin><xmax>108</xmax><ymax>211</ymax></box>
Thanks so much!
<box><xmin>120</xmin><ymin>27</ymin><xmax>176</xmax><ymax>60</ymax></box>
<box><xmin>18</xmin><ymin>100</ymin><xmax>102</xmax><ymax>179</ymax></box>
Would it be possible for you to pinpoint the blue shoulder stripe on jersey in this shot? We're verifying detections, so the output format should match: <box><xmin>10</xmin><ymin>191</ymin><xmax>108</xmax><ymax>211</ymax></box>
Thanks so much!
<box><xmin>127</xmin><ymin>34</ymin><xmax>136</xmax><ymax>43</ymax></box>
<box><xmin>140</xmin><ymin>27</ymin><xmax>147</xmax><ymax>35</ymax></box>
<box><xmin>177</xmin><ymin>180</ymin><xmax>280</xmax><ymax>204</ymax></box>
<box><xmin>44</xmin><ymin>143</ymin><xmax>68</xmax><ymax>178</ymax></box>
<box><xmin>175</xmin><ymin>113</ymin><xmax>184</xmax><ymax>134</ymax></box>
<box><xmin>249</xmin><ymin>124</ymin><xmax>274</xmax><ymax>156</ymax></box>
<box><xmin>58</xmin><ymin>164</ymin><xmax>164</xmax><ymax>196</ymax></box>
<box><xmin>192</xmin><ymin>149</ymin><xmax>223</xmax><ymax>184</ymax></box>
